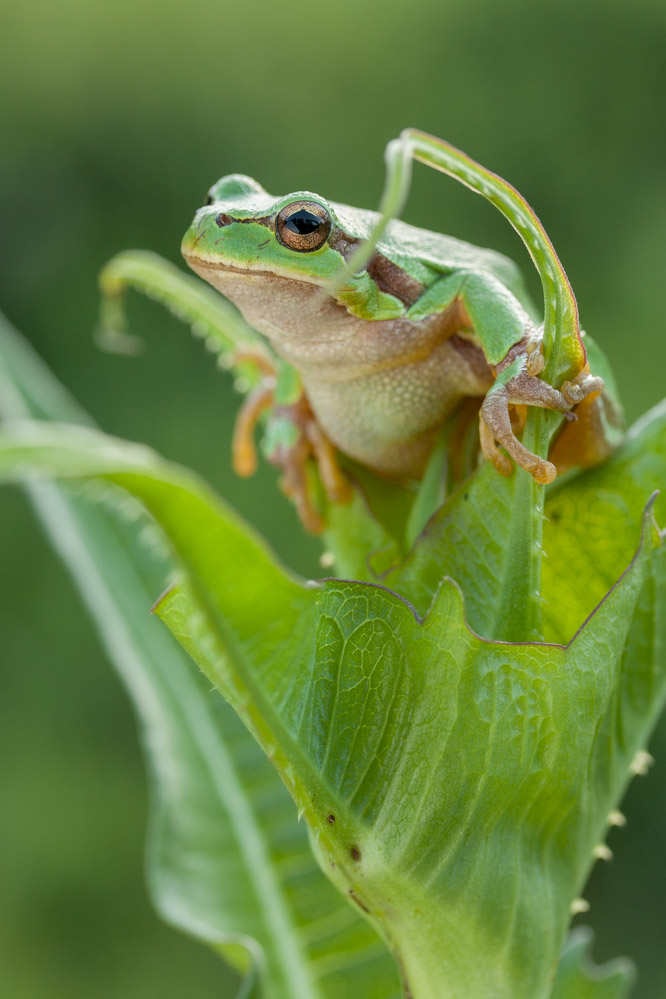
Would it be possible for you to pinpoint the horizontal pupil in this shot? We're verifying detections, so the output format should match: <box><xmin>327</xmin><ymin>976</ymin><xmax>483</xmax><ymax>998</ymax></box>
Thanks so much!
<box><xmin>285</xmin><ymin>210</ymin><xmax>321</xmax><ymax>235</ymax></box>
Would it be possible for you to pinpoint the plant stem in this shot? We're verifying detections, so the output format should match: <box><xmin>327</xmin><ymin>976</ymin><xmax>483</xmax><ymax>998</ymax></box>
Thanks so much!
<box><xmin>491</xmin><ymin>413</ymin><xmax>547</xmax><ymax>642</ymax></box>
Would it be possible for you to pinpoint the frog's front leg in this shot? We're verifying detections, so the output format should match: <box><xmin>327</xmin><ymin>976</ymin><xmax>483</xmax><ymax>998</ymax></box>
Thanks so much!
<box><xmin>232</xmin><ymin>359</ymin><xmax>350</xmax><ymax>532</ymax></box>
<box><xmin>232</xmin><ymin>381</ymin><xmax>275</xmax><ymax>477</ymax></box>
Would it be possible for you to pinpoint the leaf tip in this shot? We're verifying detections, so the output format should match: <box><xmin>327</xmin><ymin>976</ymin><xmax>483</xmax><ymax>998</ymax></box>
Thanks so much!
<box><xmin>151</xmin><ymin>580</ymin><xmax>176</xmax><ymax>615</ymax></box>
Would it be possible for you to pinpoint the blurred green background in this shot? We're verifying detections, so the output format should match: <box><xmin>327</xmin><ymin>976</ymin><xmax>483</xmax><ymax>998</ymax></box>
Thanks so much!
<box><xmin>1</xmin><ymin>0</ymin><xmax>665</xmax><ymax>995</ymax></box>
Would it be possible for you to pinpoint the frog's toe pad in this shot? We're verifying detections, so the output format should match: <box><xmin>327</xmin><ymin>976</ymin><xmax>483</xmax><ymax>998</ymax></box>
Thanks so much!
<box><xmin>531</xmin><ymin>458</ymin><xmax>557</xmax><ymax>485</ymax></box>
<box><xmin>561</xmin><ymin>372</ymin><xmax>605</xmax><ymax>406</ymax></box>
<box><xmin>525</xmin><ymin>333</ymin><xmax>545</xmax><ymax>376</ymax></box>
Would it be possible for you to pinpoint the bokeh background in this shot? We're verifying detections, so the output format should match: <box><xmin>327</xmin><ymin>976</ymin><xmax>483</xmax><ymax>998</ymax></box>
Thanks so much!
<box><xmin>1</xmin><ymin>0</ymin><xmax>665</xmax><ymax>995</ymax></box>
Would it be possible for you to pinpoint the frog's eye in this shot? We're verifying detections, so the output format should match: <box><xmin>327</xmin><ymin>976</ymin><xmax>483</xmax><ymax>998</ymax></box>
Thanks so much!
<box><xmin>275</xmin><ymin>200</ymin><xmax>331</xmax><ymax>252</ymax></box>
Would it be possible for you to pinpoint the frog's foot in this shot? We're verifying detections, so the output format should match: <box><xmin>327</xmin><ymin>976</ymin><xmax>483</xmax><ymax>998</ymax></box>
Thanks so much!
<box><xmin>267</xmin><ymin>395</ymin><xmax>351</xmax><ymax>533</ymax></box>
<box><xmin>480</xmin><ymin>370</ymin><xmax>576</xmax><ymax>484</ymax></box>
<box><xmin>233</xmin><ymin>374</ymin><xmax>349</xmax><ymax>531</ymax></box>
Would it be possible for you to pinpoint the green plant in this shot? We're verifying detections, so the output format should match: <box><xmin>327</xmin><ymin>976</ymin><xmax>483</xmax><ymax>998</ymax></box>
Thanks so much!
<box><xmin>0</xmin><ymin>139</ymin><xmax>664</xmax><ymax>998</ymax></box>
<box><xmin>1</xmin><ymin>302</ymin><xmax>664</xmax><ymax>997</ymax></box>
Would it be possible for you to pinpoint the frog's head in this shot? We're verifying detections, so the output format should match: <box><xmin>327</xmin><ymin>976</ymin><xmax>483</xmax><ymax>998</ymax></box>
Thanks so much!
<box><xmin>181</xmin><ymin>175</ymin><xmax>406</xmax><ymax>344</ymax></box>
<box><xmin>181</xmin><ymin>174</ymin><xmax>342</xmax><ymax>281</ymax></box>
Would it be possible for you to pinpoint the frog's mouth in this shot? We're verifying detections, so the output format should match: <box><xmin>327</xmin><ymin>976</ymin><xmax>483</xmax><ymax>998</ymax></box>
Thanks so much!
<box><xmin>182</xmin><ymin>251</ymin><xmax>324</xmax><ymax>287</ymax></box>
<box><xmin>182</xmin><ymin>254</ymin><xmax>257</xmax><ymax>276</ymax></box>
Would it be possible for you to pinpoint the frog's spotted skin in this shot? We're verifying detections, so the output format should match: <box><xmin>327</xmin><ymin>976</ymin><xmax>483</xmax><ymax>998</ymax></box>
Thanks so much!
<box><xmin>181</xmin><ymin>160</ymin><xmax>622</xmax><ymax>524</ymax></box>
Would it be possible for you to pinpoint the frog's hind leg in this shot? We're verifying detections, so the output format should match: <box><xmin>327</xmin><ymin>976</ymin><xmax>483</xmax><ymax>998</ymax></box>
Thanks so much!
<box><xmin>305</xmin><ymin>419</ymin><xmax>352</xmax><ymax>505</ymax></box>
<box><xmin>274</xmin><ymin>424</ymin><xmax>326</xmax><ymax>534</ymax></box>
<box><xmin>266</xmin><ymin>394</ymin><xmax>351</xmax><ymax>533</ymax></box>
<box><xmin>480</xmin><ymin>363</ymin><xmax>576</xmax><ymax>484</ymax></box>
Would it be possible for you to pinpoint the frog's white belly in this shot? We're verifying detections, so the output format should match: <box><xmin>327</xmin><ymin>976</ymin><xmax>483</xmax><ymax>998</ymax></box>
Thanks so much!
<box><xmin>301</xmin><ymin>336</ymin><xmax>492</xmax><ymax>478</ymax></box>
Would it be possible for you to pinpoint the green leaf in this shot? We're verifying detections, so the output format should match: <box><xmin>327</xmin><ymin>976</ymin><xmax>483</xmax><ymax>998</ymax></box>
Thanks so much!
<box><xmin>0</xmin><ymin>412</ymin><xmax>663</xmax><ymax>998</ymax></box>
<box><xmin>381</xmin><ymin>400</ymin><xmax>666</xmax><ymax>645</ymax></box>
<box><xmin>542</xmin><ymin>403</ymin><xmax>666</xmax><ymax>643</ymax></box>
<box><xmin>0</xmin><ymin>314</ymin><xmax>401</xmax><ymax>999</ymax></box>
<box><xmin>550</xmin><ymin>928</ymin><xmax>635</xmax><ymax>999</ymax></box>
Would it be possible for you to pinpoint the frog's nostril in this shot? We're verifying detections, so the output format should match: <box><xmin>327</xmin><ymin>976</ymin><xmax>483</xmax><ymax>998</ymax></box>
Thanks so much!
<box><xmin>215</xmin><ymin>213</ymin><xmax>236</xmax><ymax>228</ymax></box>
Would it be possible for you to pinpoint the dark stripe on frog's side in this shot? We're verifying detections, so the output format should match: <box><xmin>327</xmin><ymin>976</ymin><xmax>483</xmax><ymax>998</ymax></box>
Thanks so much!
<box><xmin>449</xmin><ymin>333</ymin><xmax>494</xmax><ymax>384</ymax></box>
<box><xmin>329</xmin><ymin>229</ymin><xmax>425</xmax><ymax>308</ymax></box>
<box><xmin>215</xmin><ymin>213</ymin><xmax>273</xmax><ymax>228</ymax></box>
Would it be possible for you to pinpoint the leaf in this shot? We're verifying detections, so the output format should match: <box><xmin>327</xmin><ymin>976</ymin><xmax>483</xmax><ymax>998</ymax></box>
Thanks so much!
<box><xmin>0</xmin><ymin>314</ymin><xmax>401</xmax><ymax>999</ymax></box>
<box><xmin>381</xmin><ymin>400</ymin><xmax>666</xmax><ymax>645</ymax></box>
<box><xmin>542</xmin><ymin>402</ymin><xmax>666</xmax><ymax>643</ymax></box>
<box><xmin>97</xmin><ymin>250</ymin><xmax>275</xmax><ymax>379</ymax></box>
<box><xmin>550</xmin><ymin>928</ymin><xmax>635</xmax><ymax>999</ymax></box>
<box><xmin>0</xmin><ymin>410</ymin><xmax>663</xmax><ymax>998</ymax></box>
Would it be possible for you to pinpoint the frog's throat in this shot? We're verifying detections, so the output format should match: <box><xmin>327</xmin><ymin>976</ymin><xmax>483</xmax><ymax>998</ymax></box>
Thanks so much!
<box><xmin>183</xmin><ymin>254</ymin><xmax>363</xmax><ymax>348</ymax></box>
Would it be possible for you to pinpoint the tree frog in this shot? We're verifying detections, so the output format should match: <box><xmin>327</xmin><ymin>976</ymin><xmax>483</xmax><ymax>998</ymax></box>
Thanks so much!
<box><xmin>179</xmin><ymin>132</ymin><xmax>622</xmax><ymax>531</ymax></box>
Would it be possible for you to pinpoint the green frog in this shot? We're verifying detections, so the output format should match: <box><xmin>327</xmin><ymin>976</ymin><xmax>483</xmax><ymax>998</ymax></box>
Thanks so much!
<box><xmin>179</xmin><ymin>131</ymin><xmax>622</xmax><ymax>530</ymax></box>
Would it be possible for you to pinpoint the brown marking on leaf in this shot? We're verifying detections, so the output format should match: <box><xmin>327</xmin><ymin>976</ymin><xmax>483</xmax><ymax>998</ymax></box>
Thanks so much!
<box><xmin>348</xmin><ymin>889</ymin><xmax>370</xmax><ymax>913</ymax></box>
<box><xmin>394</xmin><ymin>953</ymin><xmax>414</xmax><ymax>999</ymax></box>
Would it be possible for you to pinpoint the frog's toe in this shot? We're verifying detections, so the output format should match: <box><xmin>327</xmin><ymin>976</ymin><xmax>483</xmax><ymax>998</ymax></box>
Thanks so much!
<box><xmin>232</xmin><ymin>383</ymin><xmax>275</xmax><ymax>477</ymax></box>
<box><xmin>525</xmin><ymin>329</ymin><xmax>545</xmax><ymax>376</ymax></box>
<box><xmin>561</xmin><ymin>371</ymin><xmax>605</xmax><ymax>405</ymax></box>
<box><xmin>479</xmin><ymin>413</ymin><xmax>513</xmax><ymax>477</ymax></box>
